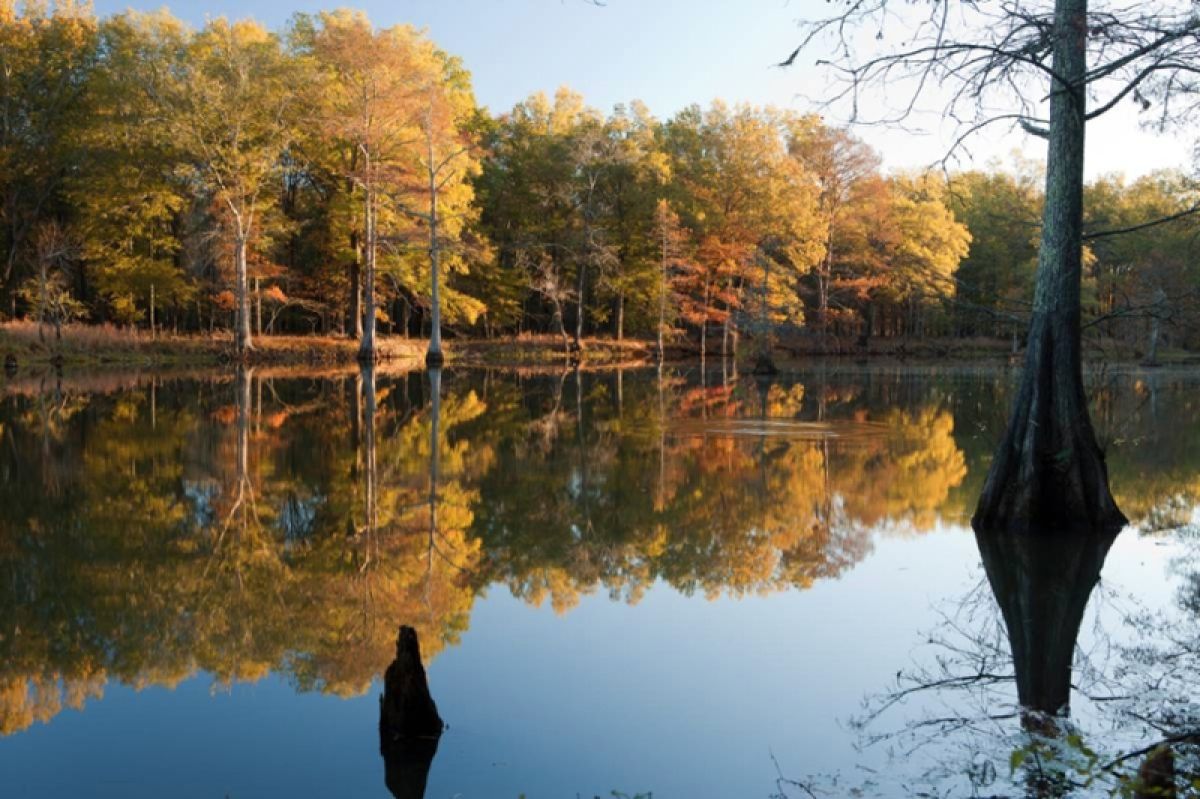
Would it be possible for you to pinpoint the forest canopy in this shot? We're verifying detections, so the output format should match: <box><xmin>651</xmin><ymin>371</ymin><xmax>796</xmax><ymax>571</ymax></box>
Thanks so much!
<box><xmin>1</xmin><ymin>2</ymin><xmax>1198</xmax><ymax>356</ymax></box>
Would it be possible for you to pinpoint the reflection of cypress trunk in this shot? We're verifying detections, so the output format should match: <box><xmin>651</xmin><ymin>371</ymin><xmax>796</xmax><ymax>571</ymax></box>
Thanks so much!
<box><xmin>574</xmin><ymin>367</ymin><xmax>594</xmax><ymax>534</ymax></box>
<box><xmin>379</xmin><ymin>626</ymin><xmax>443</xmax><ymax>799</ymax></box>
<box><xmin>975</xmin><ymin>526</ymin><xmax>1118</xmax><ymax>719</ymax></box>
<box><xmin>656</xmin><ymin>362</ymin><xmax>666</xmax><ymax>511</ymax></box>
<box><xmin>973</xmin><ymin>0</ymin><xmax>1125</xmax><ymax>535</ymax></box>
<box><xmin>428</xmin><ymin>367</ymin><xmax>441</xmax><ymax>553</ymax></box>
<box><xmin>236</xmin><ymin>366</ymin><xmax>251</xmax><ymax>484</ymax></box>
<box><xmin>362</xmin><ymin>364</ymin><xmax>377</xmax><ymax>540</ymax></box>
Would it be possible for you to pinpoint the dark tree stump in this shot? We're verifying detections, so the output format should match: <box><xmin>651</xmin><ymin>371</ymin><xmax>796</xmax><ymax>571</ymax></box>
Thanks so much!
<box><xmin>380</xmin><ymin>626</ymin><xmax>443</xmax><ymax>737</ymax></box>
<box><xmin>3</xmin><ymin>353</ymin><xmax>16</xmax><ymax>375</ymax></box>
<box><xmin>424</xmin><ymin>350</ymin><xmax>444</xmax><ymax>369</ymax></box>
<box><xmin>379</xmin><ymin>626</ymin><xmax>443</xmax><ymax>799</ymax></box>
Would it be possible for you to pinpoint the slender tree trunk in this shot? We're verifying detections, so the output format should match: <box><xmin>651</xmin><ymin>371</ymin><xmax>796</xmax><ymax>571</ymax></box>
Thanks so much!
<box><xmin>254</xmin><ymin>276</ymin><xmax>261</xmax><ymax>338</ymax></box>
<box><xmin>427</xmin><ymin>154</ymin><xmax>444</xmax><ymax>368</ymax></box>
<box><xmin>1145</xmin><ymin>286</ymin><xmax>1165</xmax><ymax>365</ymax></box>
<box><xmin>36</xmin><ymin>259</ymin><xmax>47</xmax><ymax>343</ymax></box>
<box><xmin>973</xmin><ymin>0</ymin><xmax>1125</xmax><ymax>534</ymax></box>
<box><xmin>359</xmin><ymin>174</ymin><xmax>377</xmax><ymax>362</ymax></box>
<box><xmin>546</xmin><ymin>291</ymin><xmax>570</xmax><ymax>353</ymax></box>
<box><xmin>349</xmin><ymin>231</ymin><xmax>362</xmax><ymax>339</ymax></box>
<box><xmin>234</xmin><ymin>233</ymin><xmax>253</xmax><ymax>355</ymax></box>
<box><xmin>614</xmin><ymin>292</ymin><xmax>624</xmax><ymax>341</ymax></box>
<box><xmin>819</xmin><ymin>223</ymin><xmax>833</xmax><ymax>346</ymax></box>
<box><xmin>574</xmin><ymin>262</ymin><xmax>586</xmax><ymax>351</ymax></box>
<box><xmin>722</xmin><ymin>307</ymin><xmax>730</xmax><ymax>361</ymax></box>
<box><xmin>657</xmin><ymin>246</ymin><xmax>667</xmax><ymax>361</ymax></box>
<box><xmin>149</xmin><ymin>283</ymin><xmax>156</xmax><ymax>339</ymax></box>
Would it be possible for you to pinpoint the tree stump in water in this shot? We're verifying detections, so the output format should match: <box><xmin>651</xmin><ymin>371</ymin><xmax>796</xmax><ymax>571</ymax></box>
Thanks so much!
<box><xmin>381</xmin><ymin>625</ymin><xmax>443</xmax><ymax>736</ymax></box>
<box><xmin>379</xmin><ymin>626</ymin><xmax>443</xmax><ymax>799</ymax></box>
<box><xmin>3</xmin><ymin>353</ymin><xmax>15</xmax><ymax>375</ymax></box>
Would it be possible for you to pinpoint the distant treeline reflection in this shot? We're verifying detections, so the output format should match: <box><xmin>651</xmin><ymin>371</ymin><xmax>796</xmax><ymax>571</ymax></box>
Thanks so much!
<box><xmin>0</xmin><ymin>366</ymin><xmax>1192</xmax><ymax>734</ymax></box>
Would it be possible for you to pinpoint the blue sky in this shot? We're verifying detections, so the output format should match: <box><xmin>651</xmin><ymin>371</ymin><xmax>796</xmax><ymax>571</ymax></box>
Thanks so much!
<box><xmin>90</xmin><ymin>0</ymin><xmax>1193</xmax><ymax>178</ymax></box>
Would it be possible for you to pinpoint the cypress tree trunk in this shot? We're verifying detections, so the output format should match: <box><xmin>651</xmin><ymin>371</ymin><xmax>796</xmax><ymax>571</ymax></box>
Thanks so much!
<box><xmin>349</xmin><ymin>234</ymin><xmax>363</xmax><ymax>339</ymax></box>
<box><xmin>574</xmin><ymin>262</ymin><xmax>586</xmax><ymax>351</ymax></box>
<box><xmin>426</xmin><ymin>160</ymin><xmax>444</xmax><ymax>369</ymax></box>
<box><xmin>359</xmin><ymin>178</ymin><xmax>377</xmax><ymax>363</ymax></box>
<box><xmin>973</xmin><ymin>0</ymin><xmax>1125</xmax><ymax>534</ymax></box>
<box><xmin>234</xmin><ymin>234</ymin><xmax>253</xmax><ymax>356</ymax></box>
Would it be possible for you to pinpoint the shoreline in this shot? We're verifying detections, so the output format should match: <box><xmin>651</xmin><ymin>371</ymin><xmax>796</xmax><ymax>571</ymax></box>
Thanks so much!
<box><xmin>3</xmin><ymin>322</ymin><xmax>1196</xmax><ymax>372</ymax></box>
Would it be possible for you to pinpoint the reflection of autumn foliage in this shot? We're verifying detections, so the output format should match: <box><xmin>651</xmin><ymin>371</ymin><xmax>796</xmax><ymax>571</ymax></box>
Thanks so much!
<box><xmin>0</xmin><ymin>372</ymin><xmax>485</xmax><ymax>733</ymax></box>
<box><xmin>833</xmin><ymin>406</ymin><xmax>968</xmax><ymax>531</ymax></box>
<box><xmin>25</xmin><ymin>368</ymin><xmax>1188</xmax><ymax>738</ymax></box>
<box><xmin>472</xmin><ymin>372</ymin><xmax>969</xmax><ymax>610</ymax></box>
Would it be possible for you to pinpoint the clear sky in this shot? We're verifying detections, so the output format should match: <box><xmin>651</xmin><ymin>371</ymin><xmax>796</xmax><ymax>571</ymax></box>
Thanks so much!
<box><xmin>90</xmin><ymin>0</ymin><xmax>1194</xmax><ymax>180</ymax></box>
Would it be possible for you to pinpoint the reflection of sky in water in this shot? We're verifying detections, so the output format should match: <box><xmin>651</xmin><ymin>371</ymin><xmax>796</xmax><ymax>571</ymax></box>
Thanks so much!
<box><xmin>0</xmin><ymin>530</ymin><xmax>976</xmax><ymax>798</ymax></box>
<box><xmin>0</xmin><ymin>527</ymin><xmax>1182</xmax><ymax>799</ymax></box>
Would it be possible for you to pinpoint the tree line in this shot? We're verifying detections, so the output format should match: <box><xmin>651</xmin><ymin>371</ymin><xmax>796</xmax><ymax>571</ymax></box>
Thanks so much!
<box><xmin>3</xmin><ymin>3</ymin><xmax>1197</xmax><ymax>359</ymax></box>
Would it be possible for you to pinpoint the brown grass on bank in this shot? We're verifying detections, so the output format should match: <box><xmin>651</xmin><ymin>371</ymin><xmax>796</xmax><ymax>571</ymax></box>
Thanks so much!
<box><xmin>0</xmin><ymin>321</ymin><xmax>426</xmax><ymax>367</ymax></box>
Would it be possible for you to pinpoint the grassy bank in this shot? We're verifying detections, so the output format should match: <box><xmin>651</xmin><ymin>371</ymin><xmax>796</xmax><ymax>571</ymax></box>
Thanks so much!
<box><xmin>0</xmin><ymin>321</ymin><xmax>426</xmax><ymax>368</ymax></box>
<box><xmin>4</xmin><ymin>321</ymin><xmax>1194</xmax><ymax>371</ymax></box>
<box><xmin>0</xmin><ymin>325</ymin><xmax>662</xmax><ymax>370</ymax></box>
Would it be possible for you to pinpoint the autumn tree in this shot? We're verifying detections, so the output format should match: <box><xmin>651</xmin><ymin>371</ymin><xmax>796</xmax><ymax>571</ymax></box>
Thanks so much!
<box><xmin>158</xmin><ymin>18</ymin><xmax>296</xmax><ymax>356</ymax></box>
<box><xmin>296</xmin><ymin>11</ymin><xmax>424</xmax><ymax>360</ymax></box>
<box><xmin>786</xmin><ymin>121</ymin><xmax>880</xmax><ymax>341</ymax></box>
<box><xmin>652</xmin><ymin>198</ymin><xmax>690</xmax><ymax>360</ymax></box>
<box><xmin>69</xmin><ymin>11</ymin><xmax>193</xmax><ymax>332</ymax></box>
<box><xmin>396</xmin><ymin>50</ymin><xmax>482</xmax><ymax>367</ymax></box>
<box><xmin>0</xmin><ymin>0</ymin><xmax>97</xmax><ymax>316</ymax></box>
<box><xmin>662</xmin><ymin>103</ymin><xmax>823</xmax><ymax>359</ymax></box>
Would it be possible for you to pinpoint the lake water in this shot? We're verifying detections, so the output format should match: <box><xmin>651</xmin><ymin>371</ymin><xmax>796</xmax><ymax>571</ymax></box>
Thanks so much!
<box><xmin>2</xmin><ymin>363</ymin><xmax>1199</xmax><ymax>798</ymax></box>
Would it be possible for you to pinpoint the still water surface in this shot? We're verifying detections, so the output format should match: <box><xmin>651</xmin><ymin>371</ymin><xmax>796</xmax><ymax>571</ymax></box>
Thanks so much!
<box><xmin>1</xmin><ymin>364</ymin><xmax>1198</xmax><ymax>797</ymax></box>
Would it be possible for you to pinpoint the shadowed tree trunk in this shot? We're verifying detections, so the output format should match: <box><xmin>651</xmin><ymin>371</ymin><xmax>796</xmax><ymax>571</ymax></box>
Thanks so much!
<box><xmin>973</xmin><ymin>0</ymin><xmax>1125</xmax><ymax>535</ymax></box>
<box><xmin>379</xmin><ymin>625</ymin><xmax>443</xmax><ymax>799</ymax></box>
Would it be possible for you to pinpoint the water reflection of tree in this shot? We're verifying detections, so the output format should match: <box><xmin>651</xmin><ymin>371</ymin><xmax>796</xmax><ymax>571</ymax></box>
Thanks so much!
<box><xmin>772</xmin><ymin>523</ymin><xmax>1200</xmax><ymax>798</ymax></box>
<box><xmin>0</xmin><ymin>368</ymin><xmax>981</xmax><ymax>733</ymax></box>
<box><xmin>473</xmin><ymin>371</ymin><xmax>968</xmax><ymax>609</ymax></box>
